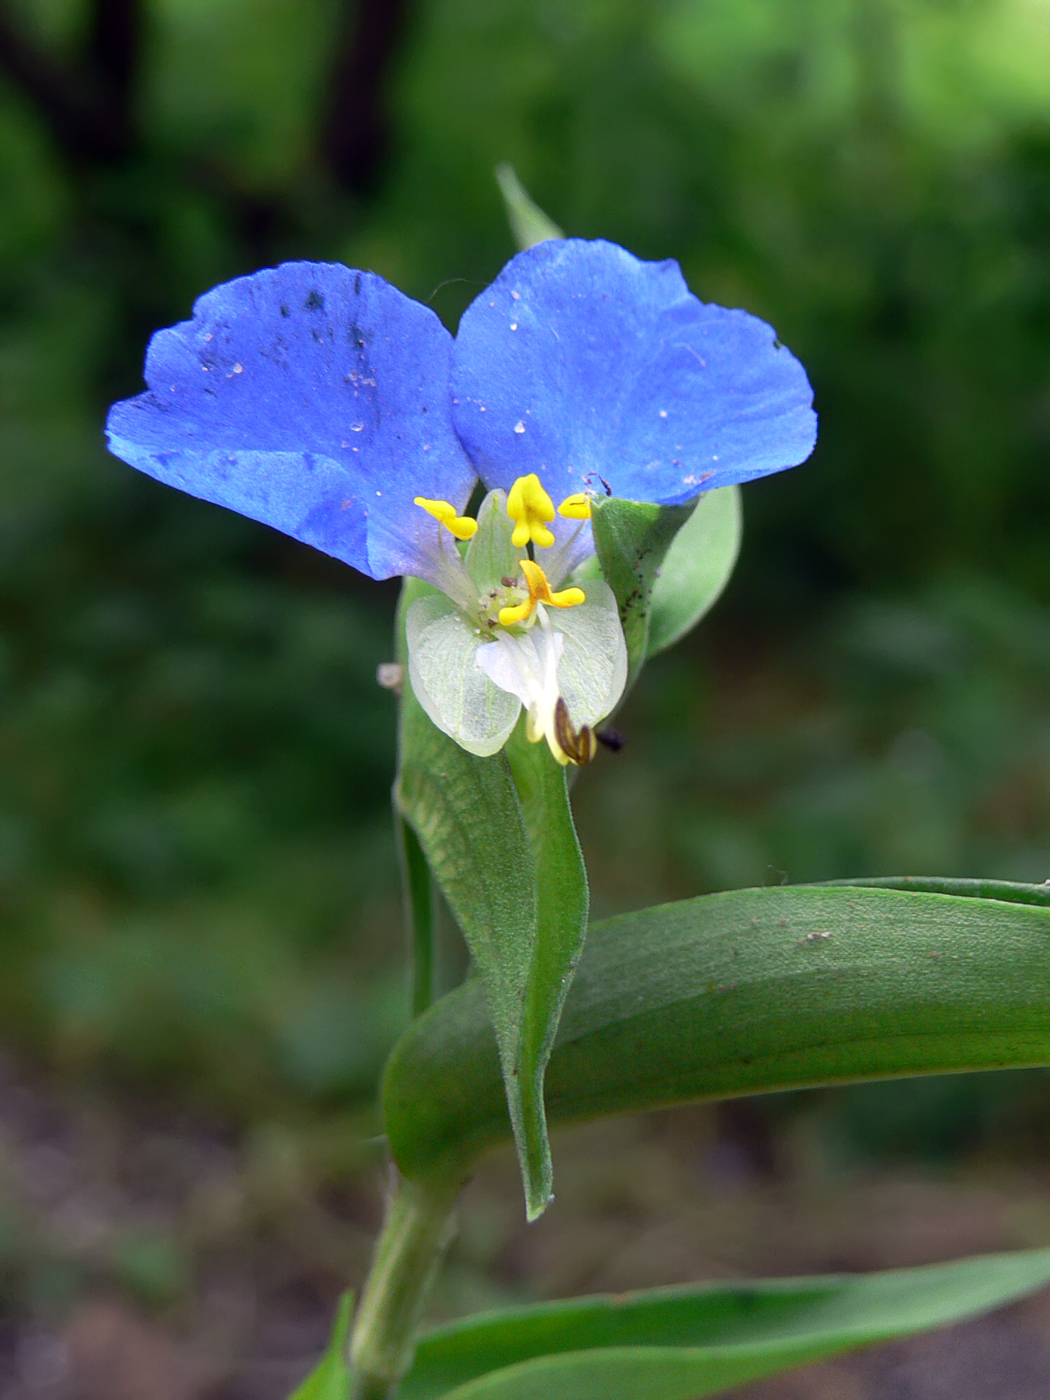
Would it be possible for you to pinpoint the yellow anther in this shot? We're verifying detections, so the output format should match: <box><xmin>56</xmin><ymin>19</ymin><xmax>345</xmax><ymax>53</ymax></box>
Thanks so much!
<box><xmin>558</xmin><ymin>492</ymin><xmax>592</xmax><ymax>520</ymax></box>
<box><xmin>414</xmin><ymin>497</ymin><xmax>478</xmax><ymax>541</ymax></box>
<box><xmin>506</xmin><ymin>474</ymin><xmax>556</xmax><ymax>548</ymax></box>
<box><xmin>498</xmin><ymin>558</ymin><xmax>586</xmax><ymax>627</ymax></box>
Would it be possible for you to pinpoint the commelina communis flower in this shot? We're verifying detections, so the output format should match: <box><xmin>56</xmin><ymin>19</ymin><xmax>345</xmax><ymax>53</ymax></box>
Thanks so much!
<box><xmin>106</xmin><ymin>238</ymin><xmax>816</xmax><ymax>764</ymax></box>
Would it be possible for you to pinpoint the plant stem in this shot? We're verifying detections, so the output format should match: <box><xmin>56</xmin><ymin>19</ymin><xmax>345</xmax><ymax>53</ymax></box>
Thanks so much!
<box><xmin>399</xmin><ymin>817</ymin><xmax>435</xmax><ymax>1017</ymax></box>
<box><xmin>349</xmin><ymin>1174</ymin><xmax>459</xmax><ymax>1399</ymax></box>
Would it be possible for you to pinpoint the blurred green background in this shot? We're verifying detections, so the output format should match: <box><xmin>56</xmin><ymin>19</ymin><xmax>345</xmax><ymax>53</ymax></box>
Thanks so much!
<box><xmin>4</xmin><ymin>0</ymin><xmax>1050</xmax><ymax>1388</ymax></box>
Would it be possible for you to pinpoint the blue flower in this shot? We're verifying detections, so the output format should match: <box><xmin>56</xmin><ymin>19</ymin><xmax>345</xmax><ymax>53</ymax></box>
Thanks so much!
<box><xmin>106</xmin><ymin>240</ymin><xmax>816</xmax><ymax>763</ymax></box>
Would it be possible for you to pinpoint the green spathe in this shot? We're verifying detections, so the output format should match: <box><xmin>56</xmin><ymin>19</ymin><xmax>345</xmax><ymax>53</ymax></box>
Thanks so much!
<box><xmin>589</xmin><ymin>495</ymin><xmax>698</xmax><ymax>683</ymax></box>
<box><xmin>396</xmin><ymin>576</ymin><xmax>590</xmax><ymax>1219</ymax></box>
<box><xmin>495</xmin><ymin>163</ymin><xmax>566</xmax><ymax>250</ymax></box>
<box><xmin>647</xmin><ymin>485</ymin><xmax>742</xmax><ymax>657</ymax></box>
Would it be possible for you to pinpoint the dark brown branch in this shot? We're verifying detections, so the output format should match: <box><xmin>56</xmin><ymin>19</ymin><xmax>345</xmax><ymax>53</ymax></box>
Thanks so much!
<box><xmin>320</xmin><ymin>0</ymin><xmax>412</xmax><ymax>194</ymax></box>
<box><xmin>88</xmin><ymin>0</ymin><xmax>144</xmax><ymax>141</ymax></box>
<box><xmin>0</xmin><ymin>1</ymin><xmax>132</xmax><ymax>162</ymax></box>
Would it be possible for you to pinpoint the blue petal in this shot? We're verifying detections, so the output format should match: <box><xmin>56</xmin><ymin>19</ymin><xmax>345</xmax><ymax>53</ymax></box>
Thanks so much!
<box><xmin>107</xmin><ymin>262</ymin><xmax>477</xmax><ymax>580</ymax></box>
<box><xmin>451</xmin><ymin>239</ymin><xmax>817</xmax><ymax>506</ymax></box>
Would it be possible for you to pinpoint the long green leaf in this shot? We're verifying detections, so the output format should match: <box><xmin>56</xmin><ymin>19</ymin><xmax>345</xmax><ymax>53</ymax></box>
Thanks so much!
<box><xmin>383</xmin><ymin>881</ymin><xmax>1050</xmax><ymax>1186</ymax></box>
<box><xmin>647</xmin><ymin>485</ymin><xmax>742</xmax><ymax>657</ymax></box>
<box><xmin>590</xmin><ymin>496</ymin><xmax>697</xmax><ymax>683</ymax></box>
<box><xmin>830</xmin><ymin>874</ymin><xmax>1050</xmax><ymax>907</ymax></box>
<box><xmin>398</xmin><ymin>1252</ymin><xmax>1050</xmax><ymax>1400</ymax></box>
<box><xmin>394</xmin><ymin>581</ymin><xmax>587</xmax><ymax>1218</ymax></box>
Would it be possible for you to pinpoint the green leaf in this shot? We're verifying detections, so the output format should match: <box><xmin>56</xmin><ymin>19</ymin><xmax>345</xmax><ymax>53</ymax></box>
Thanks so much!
<box><xmin>287</xmin><ymin>1291</ymin><xmax>353</xmax><ymax>1400</ymax></box>
<box><xmin>495</xmin><ymin>163</ymin><xmax>565</xmax><ymax>250</ymax></box>
<box><xmin>647</xmin><ymin>486</ymin><xmax>742</xmax><ymax>657</ymax></box>
<box><xmin>399</xmin><ymin>1252</ymin><xmax>1050</xmax><ymax>1400</ymax></box>
<box><xmin>395</xmin><ymin>580</ymin><xmax>588</xmax><ymax>1218</ymax></box>
<box><xmin>406</xmin><ymin>592</ymin><xmax>520</xmax><ymax>757</ymax></box>
<box><xmin>589</xmin><ymin>496</ymin><xmax>697</xmax><ymax>684</ymax></box>
<box><xmin>383</xmin><ymin>880</ymin><xmax>1050</xmax><ymax>1186</ymax></box>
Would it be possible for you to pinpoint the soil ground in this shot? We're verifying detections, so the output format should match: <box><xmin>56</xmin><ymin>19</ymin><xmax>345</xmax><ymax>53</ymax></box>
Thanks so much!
<box><xmin>1</xmin><ymin>1062</ymin><xmax>1049</xmax><ymax>1398</ymax></box>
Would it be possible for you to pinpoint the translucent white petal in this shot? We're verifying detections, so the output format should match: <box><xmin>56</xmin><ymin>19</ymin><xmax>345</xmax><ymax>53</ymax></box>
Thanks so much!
<box><xmin>475</xmin><ymin>626</ymin><xmax>564</xmax><ymax>714</ymax></box>
<box><xmin>406</xmin><ymin>594</ymin><xmax>521</xmax><ymax>756</ymax></box>
<box><xmin>550</xmin><ymin>579</ymin><xmax>628</xmax><ymax>728</ymax></box>
<box><xmin>475</xmin><ymin>583</ymin><xmax>626</xmax><ymax>763</ymax></box>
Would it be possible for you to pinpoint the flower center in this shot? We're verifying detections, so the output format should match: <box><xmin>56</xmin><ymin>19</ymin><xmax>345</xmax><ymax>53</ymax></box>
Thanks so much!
<box><xmin>476</xmin><ymin>611</ymin><xmax>600</xmax><ymax>767</ymax></box>
<box><xmin>411</xmin><ymin>475</ymin><xmax>605</xmax><ymax>764</ymax></box>
<box><xmin>413</xmin><ymin>473</ymin><xmax>593</xmax><ymax>630</ymax></box>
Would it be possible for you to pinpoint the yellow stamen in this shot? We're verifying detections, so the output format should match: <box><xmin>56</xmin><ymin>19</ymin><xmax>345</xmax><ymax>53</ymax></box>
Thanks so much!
<box><xmin>498</xmin><ymin>558</ymin><xmax>585</xmax><ymax>627</ymax></box>
<box><xmin>558</xmin><ymin>492</ymin><xmax>592</xmax><ymax>520</ymax></box>
<box><xmin>414</xmin><ymin>497</ymin><xmax>478</xmax><ymax>541</ymax></box>
<box><xmin>506</xmin><ymin>473</ymin><xmax>556</xmax><ymax>548</ymax></box>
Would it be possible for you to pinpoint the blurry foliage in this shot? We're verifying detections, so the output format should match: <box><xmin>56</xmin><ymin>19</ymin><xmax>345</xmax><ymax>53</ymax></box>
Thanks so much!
<box><xmin>588</xmin><ymin>571</ymin><xmax>1050</xmax><ymax>903</ymax></box>
<box><xmin>0</xmin><ymin>0</ymin><xmax>1049</xmax><ymax>1160</ymax></box>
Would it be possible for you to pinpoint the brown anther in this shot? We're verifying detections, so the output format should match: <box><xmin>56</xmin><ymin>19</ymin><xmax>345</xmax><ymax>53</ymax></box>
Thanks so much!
<box><xmin>554</xmin><ymin>697</ymin><xmax>598</xmax><ymax>766</ymax></box>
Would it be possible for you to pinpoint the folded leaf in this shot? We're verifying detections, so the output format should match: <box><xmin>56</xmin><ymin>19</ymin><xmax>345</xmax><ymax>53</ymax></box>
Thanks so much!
<box><xmin>398</xmin><ymin>1252</ymin><xmax>1050</xmax><ymax>1400</ymax></box>
<box><xmin>504</xmin><ymin>728</ymin><xmax>589</xmax><ymax>1218</ymax></box>
<box><xmin>395</xmin><ymin>580</ymin><xmax>588</xmax><ymax>1218</ymax></box>
<box><xmin>383</xmin><ymin>881</ymin><xmax>1050</xmax><ymax>1186</ymax></box>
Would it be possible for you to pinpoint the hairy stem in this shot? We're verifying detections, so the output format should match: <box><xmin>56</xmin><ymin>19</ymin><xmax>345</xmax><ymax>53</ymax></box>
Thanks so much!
<box><xmin>349</xmin><ymin>1174</ymin><xmax>459</xmax><ymax>1399</ymax></box>
<box><xmin>399</xmin><ymin>817</ymin><xmax>435</xmax><ymax>1018</ymax></box>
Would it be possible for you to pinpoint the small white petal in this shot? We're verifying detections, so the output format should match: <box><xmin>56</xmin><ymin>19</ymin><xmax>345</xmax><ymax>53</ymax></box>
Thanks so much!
<box><xmin>406</xmin><ymin>595</ymin><xmax>520</xmax><ymax>755</ymax></box>
<box><xmin>477</xmin><ymin>626</ymin><xmax>563</xmax><ymax>714</ymax></box>
<box><xmin>549</xmin><ymin>580</ymin><xmax>627</xmax><ymax>728</ymax></box>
